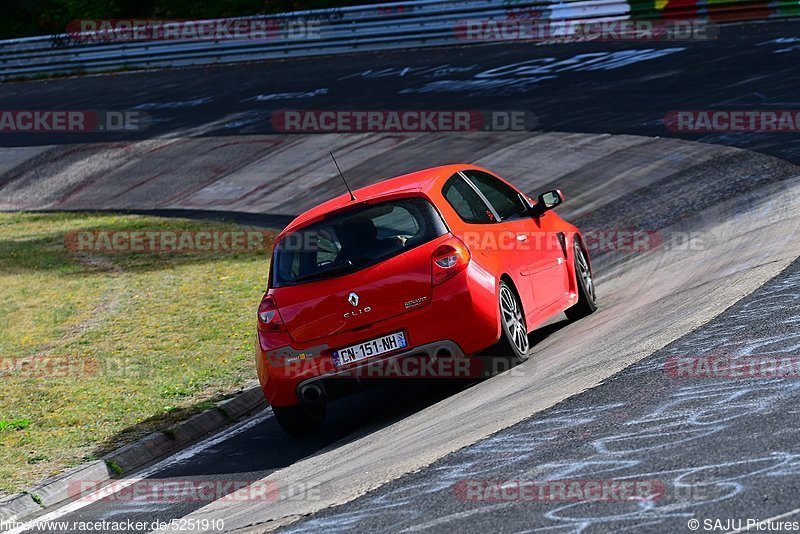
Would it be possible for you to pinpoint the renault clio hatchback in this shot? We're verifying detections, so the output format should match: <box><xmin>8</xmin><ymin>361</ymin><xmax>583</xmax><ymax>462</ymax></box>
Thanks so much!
<box><xmin>256</xmin><ymin>164</ymin><xmax>597</xmax><ymax>435</ymax></box>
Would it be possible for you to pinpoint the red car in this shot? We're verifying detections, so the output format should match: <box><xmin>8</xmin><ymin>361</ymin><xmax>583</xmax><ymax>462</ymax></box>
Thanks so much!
<box><xmin>256</xmin><ymin>164</ymin><xmax>596</xmax><ymax>434</ymax></box>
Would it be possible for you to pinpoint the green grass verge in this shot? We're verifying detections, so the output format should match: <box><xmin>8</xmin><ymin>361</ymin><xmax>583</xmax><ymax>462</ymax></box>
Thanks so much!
<box><xmin>0</xmin><ymin>212</ymin><xmax>272</xmax><ymax>495</ymax></box>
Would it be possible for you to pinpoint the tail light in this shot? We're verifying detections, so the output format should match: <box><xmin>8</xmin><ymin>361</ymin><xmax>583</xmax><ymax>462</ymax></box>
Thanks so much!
<box><xmin>432</xmin><ymin>236</ymin><xmax>471</xmax><ymax>286</ymax></box>
<box><xmin>257</xmin><ymin>295</ymin><xmax>286</xmax><ymax>332</ymax></box>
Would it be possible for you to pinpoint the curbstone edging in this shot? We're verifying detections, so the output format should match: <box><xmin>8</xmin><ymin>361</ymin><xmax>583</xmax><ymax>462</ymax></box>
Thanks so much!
<box><xmin>4</xmin><ymin>380</ymin><xmax>267</xmax><ymax>526</ymax></box>
<box><xmin>217</xmin><ymin>384</ymin><xmax>266</xmax><ymax>420</ymax></box>
<box><xmin>28</xmin><ymin>460</ymin><xmax>111</xmax><ymax>508</ymax></box>
<box><xmin>104</xmin><ymin>431</ymin><xmax>177</xmax><ymax>474</ymax></box>
<box><xmin>0</xmin><ymin>493</ymin><xmax>41</xmax><ymax>523</ymax></box>
<box><xmin>104</xmin><ymin>382</ymin><xmax>264</xmax><ymax>472</ymax></box>
<box><xmin>169</xmin><ymin>409</ymin><xmax>230</xmax><ymax>445</ymax></box>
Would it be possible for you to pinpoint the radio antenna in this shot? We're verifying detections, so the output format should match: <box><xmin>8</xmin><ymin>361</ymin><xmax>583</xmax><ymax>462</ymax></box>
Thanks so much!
<box><xmin>330</xmin><ymin>151</ymin><xmax>356</xmax><ymax>201</ymax></box>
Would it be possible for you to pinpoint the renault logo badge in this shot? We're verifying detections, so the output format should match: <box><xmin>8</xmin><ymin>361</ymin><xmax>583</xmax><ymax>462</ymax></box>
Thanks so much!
<box><xmin>348</xmin><ymin>292</ymin><xmax>359</xmax><ymax>307</ymax></box>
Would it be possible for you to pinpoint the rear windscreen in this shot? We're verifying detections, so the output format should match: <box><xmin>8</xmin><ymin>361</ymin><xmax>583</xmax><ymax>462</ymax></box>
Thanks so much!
<box><xmin>271</xmin><ymin>197</ymin><xmax>447</xmax><ymax>287</ymax></box>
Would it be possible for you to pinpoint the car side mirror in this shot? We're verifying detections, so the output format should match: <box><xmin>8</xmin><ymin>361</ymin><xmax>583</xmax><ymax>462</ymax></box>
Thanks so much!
<box><xmin>530</xmin><ymin>189</ymin><xmax>564</xmax><ymax>216</ymax></box>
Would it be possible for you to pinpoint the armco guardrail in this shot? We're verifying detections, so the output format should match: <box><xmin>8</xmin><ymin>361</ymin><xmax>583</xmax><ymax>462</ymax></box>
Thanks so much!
<box><xmin>0</xmin><ymin>0</ymin><xmax>792</xmax><ymax>79</ymax></box>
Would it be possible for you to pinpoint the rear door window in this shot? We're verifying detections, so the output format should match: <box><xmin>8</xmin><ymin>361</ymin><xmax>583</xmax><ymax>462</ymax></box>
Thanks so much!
<box><xmin>442</xmin><ymin>174</ymin><xmax>495</xmax><ymax>224</ymax></box>
<box><xmin>462</xmin><ymin>170</ymin><xmax>529</xmax><ymax>221</ymax></box>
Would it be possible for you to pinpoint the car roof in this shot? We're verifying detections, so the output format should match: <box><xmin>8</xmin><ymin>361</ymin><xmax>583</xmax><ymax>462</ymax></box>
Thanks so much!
<box><xmin>280</xmin><ymin>163</ymin><xmax>472</xmax><ymax>234</ymax></box>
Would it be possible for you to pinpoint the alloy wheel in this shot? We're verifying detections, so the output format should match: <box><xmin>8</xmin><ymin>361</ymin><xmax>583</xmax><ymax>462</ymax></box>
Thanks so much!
<box><xmin>575</xmin><ymin>244</ymin><xmax>596</xmax><ymax>304</ymax></box>
<box><xmin>500</xmin><ymin>285</ymin><xmax>529</xmax><ymax>355</ymax></box>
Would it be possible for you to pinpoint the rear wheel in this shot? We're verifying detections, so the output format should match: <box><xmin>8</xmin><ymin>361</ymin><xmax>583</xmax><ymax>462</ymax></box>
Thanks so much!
<box><xmin>272</xmin><ymin>402</ymin><xmax>326</xmax><ymax>436</ymax></box>
<box><xmin>488</xmin><ymin>281</ymin><xmax>529</xmax><ymax>370</ymax></box>
<box><xmin>565</xmin><ymin>240</ymin><xmax>597</xmax><ymax>321</ymax></box>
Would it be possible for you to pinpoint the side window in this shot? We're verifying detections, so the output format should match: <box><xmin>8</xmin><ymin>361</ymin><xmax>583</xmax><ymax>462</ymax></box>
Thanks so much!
<box><xmin>442</xmin><ymin>174</ymin><xmax>495</xmax><ymax>224</ymax></box>
<box><xmin>463</xmin><ymin>170</ymin><xmax>528</xmax><ymax>221</ymax></box>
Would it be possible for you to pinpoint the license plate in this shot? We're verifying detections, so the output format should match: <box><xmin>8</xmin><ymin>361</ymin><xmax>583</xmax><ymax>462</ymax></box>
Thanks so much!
<box><xmin>332</xmin><ymin>331</ymin><xmax>407</xmax><ymax>366</ymax></box>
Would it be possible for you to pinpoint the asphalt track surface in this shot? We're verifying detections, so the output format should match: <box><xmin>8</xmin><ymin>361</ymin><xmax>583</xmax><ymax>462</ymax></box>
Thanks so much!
<box><xmin>2</xmin><ymin>19</ymin><xmax>800</xmax><ymax>164</ymax></box>
<box><xmin>4</xmin><ymin>18</ymin><xmax>800</xmax><ymax>534</ymax></box>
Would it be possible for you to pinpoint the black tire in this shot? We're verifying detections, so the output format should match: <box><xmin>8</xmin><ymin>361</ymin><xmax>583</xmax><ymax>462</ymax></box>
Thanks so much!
<box><xmin>486</xmin><ymin>281</ymin><xmax>529</xmax><ymax>372</ymax></box>
<box><xmin>272</xmin><ymin>402</ymin><xmax>326</xmax><ymax>436</ymax></box>
<box><xmin>565</xmin><ymin>240</ymin><xmax>597</xmax><ymax>321</ymax></box>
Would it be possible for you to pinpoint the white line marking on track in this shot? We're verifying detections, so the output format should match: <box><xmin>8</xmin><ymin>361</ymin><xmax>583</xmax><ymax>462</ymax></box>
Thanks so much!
<box><xmin>4</xmin><ymin>410</ymin><xmax>272</xmax><ymax>534</ymax></box>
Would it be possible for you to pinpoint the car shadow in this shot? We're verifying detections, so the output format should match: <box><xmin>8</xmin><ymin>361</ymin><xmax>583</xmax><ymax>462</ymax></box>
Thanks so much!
<box><xmin>63</xmin><ymin>316</ymin><xmax>579</xmax><ymax>526</ymax></box>
<box><xmin>529</xmin><ymin>316</ymin><xmax>573</xmax><ymax>347</ymax></box>
<box><xmin>151</xmin><ymin>315</ymin><xmax>577</xmax><ymax>479</ymax></box>
<box><xmin>141</xmin><ymin>315</ymin><xmax>576</xmax><ymax>477</ymax></box>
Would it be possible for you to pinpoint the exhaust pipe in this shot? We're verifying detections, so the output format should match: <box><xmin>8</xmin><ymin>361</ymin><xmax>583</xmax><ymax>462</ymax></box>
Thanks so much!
<box><xmin>299</xmin><ymin>384</ymin><xmax>323</xmax><ymax>403</ymax></box>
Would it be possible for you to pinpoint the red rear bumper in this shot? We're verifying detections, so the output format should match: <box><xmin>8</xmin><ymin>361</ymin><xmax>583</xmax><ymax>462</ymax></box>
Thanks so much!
<box><xmin>256</xmin><ymin>267</ymin><xmax>499</xmax><ymax>407</ymax></box>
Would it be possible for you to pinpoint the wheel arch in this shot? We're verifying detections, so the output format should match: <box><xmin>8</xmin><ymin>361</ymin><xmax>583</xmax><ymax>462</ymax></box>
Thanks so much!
<box><xmin>572</xmin><ymin>231</ymin><xmax>592</xmax><ymax>273</ymax></box>
<box><xmin>499</xmin><ymin>273</ymin><xmax>527</xmax><ymax>322</ymax></box>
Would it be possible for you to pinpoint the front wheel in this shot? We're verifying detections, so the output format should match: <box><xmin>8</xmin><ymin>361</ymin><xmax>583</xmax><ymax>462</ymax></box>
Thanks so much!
<box><xmin>272</xmin><ymin>402</ymin><xmax>326</xmax><ymax>436</ymax></box>
<box><xmin>565</xmin><ymin>240</ymin><xmax>597</xmax><ymax>321</ymax></box>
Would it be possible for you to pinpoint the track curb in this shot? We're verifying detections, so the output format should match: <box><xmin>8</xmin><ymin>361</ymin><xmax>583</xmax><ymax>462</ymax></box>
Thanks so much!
<box><xmin>0</xmin><ymin>382</ymin><xmax>266</xmax><ymax>524</ymax></box>
<box><xmin>0</xmin><ymin>494</ymin><xmax>40</xmax><ymax>524</ymax></box>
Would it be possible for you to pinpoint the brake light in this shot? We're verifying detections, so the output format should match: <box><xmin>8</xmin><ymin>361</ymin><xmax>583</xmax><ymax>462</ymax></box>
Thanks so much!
<box><xmin>432</xmin><ymin>237</ymin><xmax>470</xmax><ymax>286</ymax></box>
<box><xmin>257</xmin><ymin>295</ymin><xmax>285</xmax><ymax>332</ymax></box>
